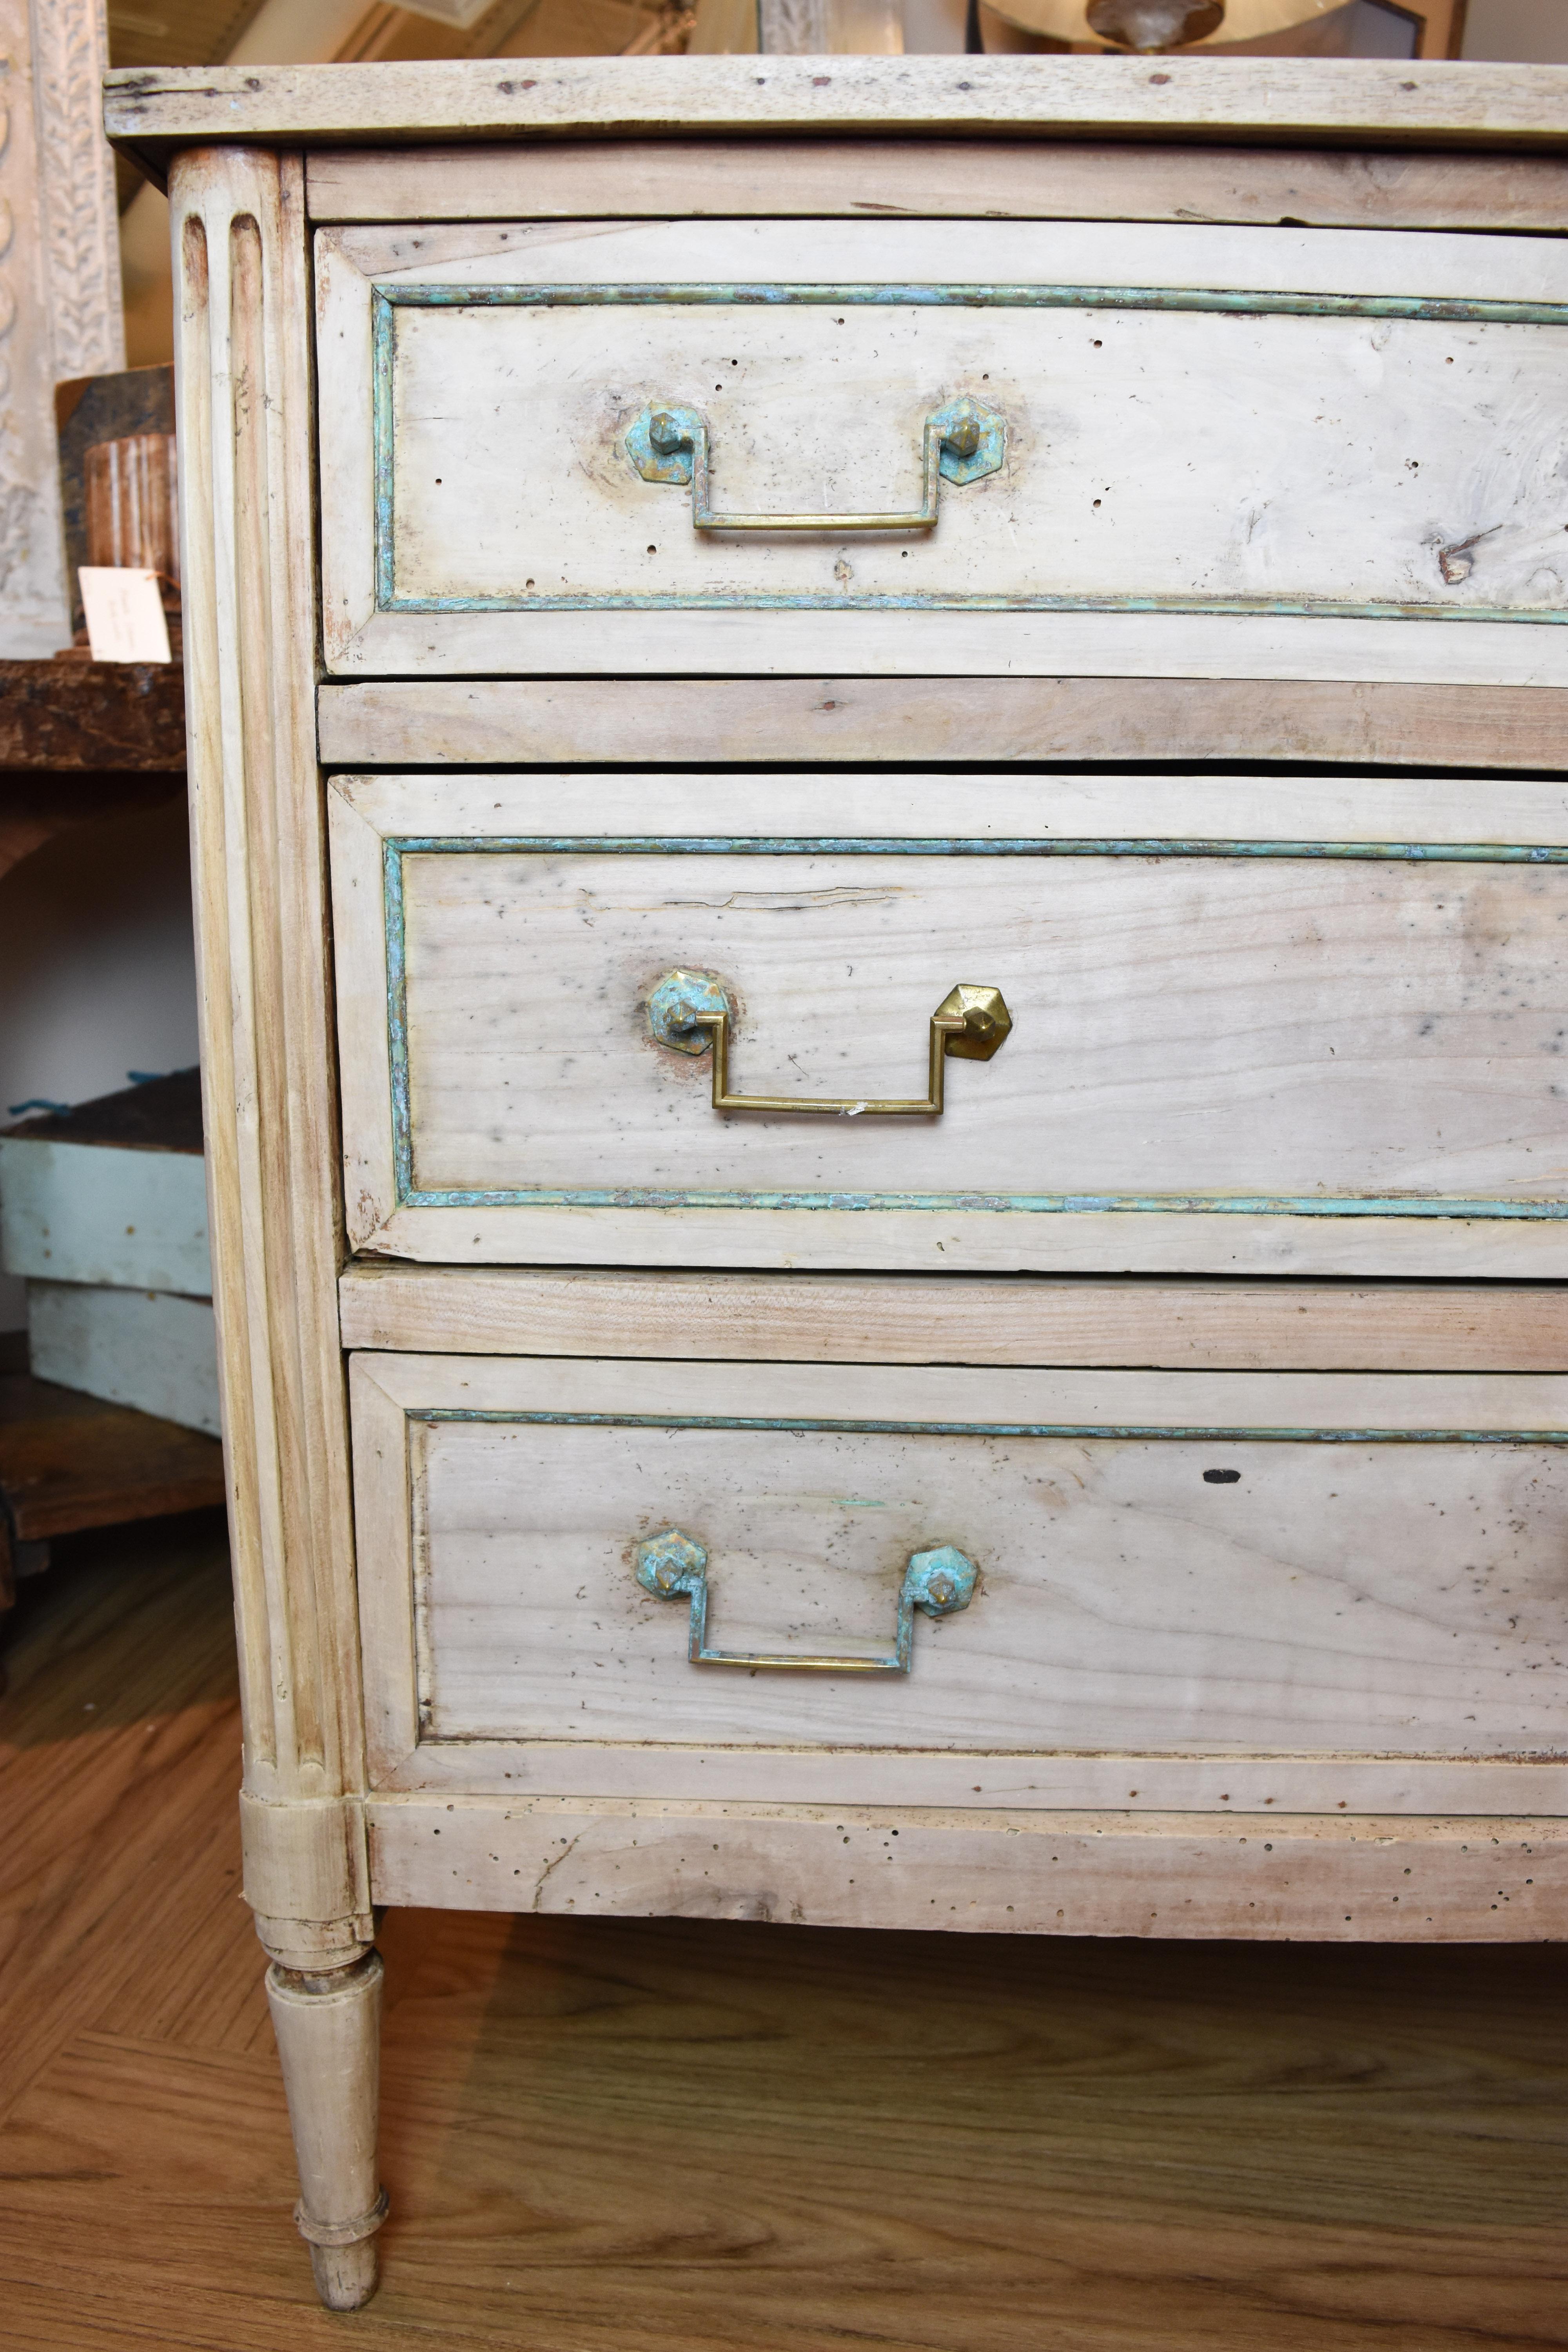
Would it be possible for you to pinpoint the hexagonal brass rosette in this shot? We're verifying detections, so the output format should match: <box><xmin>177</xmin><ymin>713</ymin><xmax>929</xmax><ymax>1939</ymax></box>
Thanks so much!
<box><xmin>935</xmin><ymin>984</ymin><xmax>1013</xmax><ymax>1062</ymax></box>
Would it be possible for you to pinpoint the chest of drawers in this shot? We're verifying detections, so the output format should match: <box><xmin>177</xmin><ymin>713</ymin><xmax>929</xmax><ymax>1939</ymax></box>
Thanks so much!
<box><xmin>107</xmin><ymin>53</ymin><xmax>1568</xmax><ymax>2310</ymax></box>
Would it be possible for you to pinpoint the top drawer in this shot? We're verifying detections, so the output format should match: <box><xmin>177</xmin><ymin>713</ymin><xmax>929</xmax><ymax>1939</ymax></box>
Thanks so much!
<box><xmin>317</xmin><ymin>216</ymin><xmax>1568</xmax><ymax>684</ymax></box>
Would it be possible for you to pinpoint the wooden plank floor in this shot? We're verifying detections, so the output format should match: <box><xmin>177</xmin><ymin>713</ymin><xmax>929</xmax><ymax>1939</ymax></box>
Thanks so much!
<box><xmin>3</xmin><ymin>1518</ymin><xmax>1566</xmax><ymax>2352</ymax></box>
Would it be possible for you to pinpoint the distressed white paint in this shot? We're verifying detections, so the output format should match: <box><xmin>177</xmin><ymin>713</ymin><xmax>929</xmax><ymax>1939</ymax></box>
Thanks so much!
<box><xmin>329</xmin><ymin>769</ymin><xmax>1568</xmax><ymax>1277</ymax></box>
<box><xmin>27</xmin><ymin>1278</ymin><xmax>220</xmax><ymax>1434</ymax></box>
<box><xmin>0</xmin><ymin>1134</ymin><xmax>211</xmax><ymax>1292</ymax></box>
<box><xmin>350</xmin><ymin>1354</ymin><xmax>1568</xmax><ymax>1790</ymax></box>
<box><xmin>318</xmin><ymin>215</ymin><xmax>1568</xmax><ymax>682</ymax></box>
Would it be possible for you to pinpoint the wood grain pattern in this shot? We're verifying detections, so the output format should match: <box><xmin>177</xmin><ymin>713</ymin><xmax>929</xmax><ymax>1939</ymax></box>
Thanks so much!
<box><xmin>5</xmin><ymin>1526</ymin><xmax>1568</xmax><ymax>2348</ymax></box>
<box><xmin>171</xmin><ymin>147</ymin><xmax>368</xmax><ymax>1928</ymax></box>
<box><xmin>329</xmin><ymin>769</ymin><xmax>1568</xmax><ymax>1280</ymax></box>
<box><xmin>305</xmin><ymin>138</ymin><xmax>1568</xmax><ymax>230</ymax></box>
<box><xmin>318</xmin><ymin>673</ymin><xmax>1568</xmax><ymax>774</ymax></box>
<box><xmin>395</xmin><ymin>849</ymin><xmax>1560</xmax><ymax>1195</ymax></box>
<box><xmin>103</xmin><ymin>56</ymin><xmax>1568</xmax><ymax>182</ymax></box>
<box><xmin>318</xmin><ymin>214</ymin><xmax>1568</xmax><ymax>686</ymax></box>
<box><xmin>350</xmin><ymin>1353</ymin><xmax>1568</xmax><ymax>1834</ymax></box>
<box><xmin>397</xmin><ymin>1415</ymin><xmax>1568</xmax><ymax>1758</ymax></box>
<box><xmin>368</xmin><ymin>1795</ymin><xmax>1568</xmax><ymax>1943</ymax></box>
<box><xmin>337</xmin><ymin>1265</ymin><xmax>1568</xmax><ymax>1374</ymax></box>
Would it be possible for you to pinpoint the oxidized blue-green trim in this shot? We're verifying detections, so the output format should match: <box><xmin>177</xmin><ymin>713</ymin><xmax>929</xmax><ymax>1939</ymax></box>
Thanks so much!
<box><xmin>377</xmin><ymin>282</ymin><xmax>1568</xmax><ymax>323</ymax></box>
<box><xmin>385</xmin><ymin>829</ymin><xmax>413</xmax><ymax>1200</ymax></box>
<box><xmin>382</xmin><ymin>588</ymin><xmax>1568</xmax><ymax>621</ymax></box>
<box><xmin>413</xmin><ymin>1409</ymin><xmax>1568</xmax><ymax>1446</ymax></box>
<box><xmin>382</xmin><ymin>832</ymin><xmax>1568</xmax><ymax>1221</ymax></box>
<box><xmin>388</xmin><ymin>835</ymin><xmax>1568</xmax><ymax>864</ymax></box>
<box><xmin>370</xmin><ymin>279</ymin><xmax>1568</xmax><ymax>621</ymax></box>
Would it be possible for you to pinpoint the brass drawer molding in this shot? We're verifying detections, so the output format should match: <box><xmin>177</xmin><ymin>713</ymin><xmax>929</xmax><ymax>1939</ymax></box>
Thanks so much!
<box><xmin>624</xmin><ymin>396</ymin><xmax>1005</xmax><ymax>534</ymax></box>
<box><xmin>645</xmin><ymin>970</ymin><xmax>1012</xmax><ymax>1118</ymax></box>
<box><xmin>633</xmin><ymin>1525</ymin><xmax>979</xmax><ymax>1673</ymax></box>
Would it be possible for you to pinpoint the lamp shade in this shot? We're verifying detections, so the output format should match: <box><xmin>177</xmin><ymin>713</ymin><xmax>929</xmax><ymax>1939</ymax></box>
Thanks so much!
<box><xmin>984</xmin><ymin>0</ymin><xmax>1377</xmax><ymax>45</ymax></box>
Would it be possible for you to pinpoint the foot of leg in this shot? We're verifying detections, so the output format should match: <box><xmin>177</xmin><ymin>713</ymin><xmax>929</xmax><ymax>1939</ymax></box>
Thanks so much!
<box><xmin>309</xmin><ymin>2238</ymin><xmax>380</xmax><ymax>2309</ymax></box>
<box><xmin>265</xmin><ymin>1948</ymin><xmax>387</xmax><ymax>2311</ymax></box>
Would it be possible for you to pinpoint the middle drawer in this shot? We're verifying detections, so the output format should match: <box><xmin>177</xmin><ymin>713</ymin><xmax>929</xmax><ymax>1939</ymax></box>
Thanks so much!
<box><xmin>328</xmin><ymin>769</ymin><xmax>1568</xmax><ymax>1278</ymax></box>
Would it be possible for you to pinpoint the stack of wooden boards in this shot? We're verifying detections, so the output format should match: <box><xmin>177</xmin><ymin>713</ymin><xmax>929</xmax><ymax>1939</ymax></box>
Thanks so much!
<box><xmin>0</xmin><ymin>1070</ymin><xmax>218</xmax><ymax>1436</ymax></box>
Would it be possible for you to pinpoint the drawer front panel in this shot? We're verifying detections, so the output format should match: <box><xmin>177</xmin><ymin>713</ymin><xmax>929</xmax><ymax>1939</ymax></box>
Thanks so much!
<box><xmin>331</xmin><ymin>771</ymin><xmax>1568</xmax><ymax>1277</ymax></box>
<box><xmin>352</xmin><ymin>1356</ymin><xmax>1568</xmax><ymax>1802</ymax></box>
<box><xmin>318</xmin><ymin>217</ymin><xmax>1568</xmax><ymax>683</ymax></box>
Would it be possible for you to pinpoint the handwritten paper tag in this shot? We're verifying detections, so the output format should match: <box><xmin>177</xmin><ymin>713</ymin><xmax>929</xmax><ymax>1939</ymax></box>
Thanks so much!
<box><xmin>79</xmin><ymin>567</ymin><xmax>172</xmax><ymax>664</ymax></box>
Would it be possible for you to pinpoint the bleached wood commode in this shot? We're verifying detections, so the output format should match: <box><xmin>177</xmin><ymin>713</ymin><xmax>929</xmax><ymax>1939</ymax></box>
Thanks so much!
<box><xmin>108</xmin><ymin>53</ymin><xmax>1568</xmax><ymax>2308</ymax></box>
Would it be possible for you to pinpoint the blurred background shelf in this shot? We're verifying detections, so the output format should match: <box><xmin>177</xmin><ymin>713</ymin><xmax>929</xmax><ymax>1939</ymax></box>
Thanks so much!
<box><xmin>0</xmin><ymin>1330</ymin><xmax>224</xmax><ymax>1619</ymax></box>
<box><xmin>0</xmin><ymin>653</ymin><xmax>185</xmax><ymax>886</ymax></box>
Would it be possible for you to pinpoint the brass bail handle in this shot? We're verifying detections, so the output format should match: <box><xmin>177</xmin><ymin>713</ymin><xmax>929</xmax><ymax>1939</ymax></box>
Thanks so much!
<box><xmin>635</xmin><ymin>1528</ymin><xmax>979</xmax><ymax>1675</ymax></box>
<box><xmin>646</xmin><ymin>973</ymin><xmax>1013</xmax><ymax>1118</ymax></box>
<box><xmin>624</xmin><ymin>395</ymin><xmax>1006</xmax><ymax>534</ymax></box>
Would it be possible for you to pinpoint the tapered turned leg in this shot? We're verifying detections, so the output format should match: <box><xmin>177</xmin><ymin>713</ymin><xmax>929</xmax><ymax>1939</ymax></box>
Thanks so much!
<box><xmin>265</xmin><ymin>1949</ymin><xmax>387</xmax><ymax>2310</ymax></box>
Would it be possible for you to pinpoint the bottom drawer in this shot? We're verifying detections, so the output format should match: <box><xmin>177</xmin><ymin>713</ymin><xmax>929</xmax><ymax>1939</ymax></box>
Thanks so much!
<box><xmin>352</xmin><ymin>1355</ymin><xmax>1568</xmax><ymax>1820</ymax></box>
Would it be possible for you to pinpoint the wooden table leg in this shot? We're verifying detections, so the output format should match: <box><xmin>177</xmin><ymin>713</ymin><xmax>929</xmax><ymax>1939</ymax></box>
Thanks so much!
<box><xmin>263</xmin><ymin>1947</ymin><xmax>387</xmax><ymax>2310</ymax></box>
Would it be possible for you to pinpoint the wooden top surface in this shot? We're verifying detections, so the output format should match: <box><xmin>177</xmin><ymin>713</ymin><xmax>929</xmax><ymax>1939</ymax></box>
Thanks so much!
<box><xmin>105</xmin><ymin>57</ymin><xmax>1568</xmax><ymax>185</ymax></box>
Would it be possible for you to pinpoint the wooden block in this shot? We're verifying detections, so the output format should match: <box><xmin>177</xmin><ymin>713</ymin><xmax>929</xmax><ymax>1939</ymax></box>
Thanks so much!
<box><xmin>318</xmin><ymin>675</ymin><xmax>1568</xmax><ymax>773</ymax></box>
<box><xmin>27</xmin><ymin>1282</ymin><xmax>219</xmax><ymax>1437</ymax></box>
<box><xmin>304</xmin><ymin>137</ymin><xmax>1568</xmax><ymax>230</ymax></box>
<box><xmin>337</xmin><ymin>1265</ymin><xmax>1568</xmax><ymax>1373</ymax></box>
<box><xmin>0</xmin><ymin>1073</ymin><xmax>209</xmax><ymax>1294</ymax></box>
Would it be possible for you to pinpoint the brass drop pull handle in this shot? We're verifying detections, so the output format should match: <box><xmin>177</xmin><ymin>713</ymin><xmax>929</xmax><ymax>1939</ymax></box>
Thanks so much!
<box><xmin>647</xmin><ymin>972</ymin><xmax>1012</xmax><ymax>1117</ymax></box>
<box><xmin>635</xmin><ymin>1529</ymin><xmax>978</xmax><ymax>1674</ymax></box>
<box><xmin>624</xmin><ymin>396</ymin><xmax>1005</xmax><ymax>533</ymax></box>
